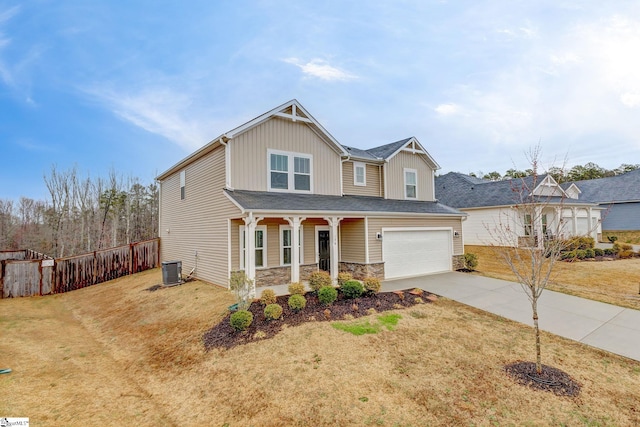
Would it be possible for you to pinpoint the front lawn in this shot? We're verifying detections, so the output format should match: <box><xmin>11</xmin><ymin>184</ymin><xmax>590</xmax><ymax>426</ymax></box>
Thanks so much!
<box><xmin>466</xmin><ymin>245</ymin><xmax>640</xmax><ymax>310</ymax></box>
<box><xmin>1</xmin><ymin>269</ymin><xmax>639</xmax><ymax>426</ymax></box>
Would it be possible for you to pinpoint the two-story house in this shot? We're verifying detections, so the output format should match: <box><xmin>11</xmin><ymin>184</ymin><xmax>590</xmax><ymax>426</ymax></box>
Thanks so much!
<box><xmin>156</xmin><ymin>100</ymin><xmax>466</xmax><ymax>292</ymax></box>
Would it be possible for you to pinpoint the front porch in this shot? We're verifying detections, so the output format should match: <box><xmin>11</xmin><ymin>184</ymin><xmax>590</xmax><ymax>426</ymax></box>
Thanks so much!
<box><xmin>517</xmin><ymin>205</ymin><xmax>602</xmax><ymax>248</ymax></box>
<box><xmin>230</xmin><ymin>216</ymin><xmax>385</xmax><ymax>289</ymax></box>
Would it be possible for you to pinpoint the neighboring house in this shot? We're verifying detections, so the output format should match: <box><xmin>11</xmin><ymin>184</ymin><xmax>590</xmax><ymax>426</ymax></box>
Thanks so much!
<box><xmin>435</xmin><ymin>172</ymin><xmax>602</xmax><ymax>247</ymax></box>
<box><xmin>572</xmin><ymin>168</ymin><xmax>640</xmax><ymax>232</ymax></box>
<box><xmin>156</xmin><ymin>100</ymin><xmax>466</xmax><ymax>292</ymax></box>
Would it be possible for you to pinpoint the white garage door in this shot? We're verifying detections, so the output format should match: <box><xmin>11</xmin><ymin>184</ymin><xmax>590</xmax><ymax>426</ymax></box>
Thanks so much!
<box><xmin>383</xmin><ymin>229</ymin><xmax>452</xmax><ymax>279</ymax></box>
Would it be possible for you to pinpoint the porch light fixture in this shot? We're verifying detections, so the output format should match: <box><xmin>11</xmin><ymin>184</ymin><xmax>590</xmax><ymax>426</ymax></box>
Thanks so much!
<box><xmin>454</xmin><ymin>231</ymin><xmax>461</xmax><ymax>238</ymax></box>
<box><xmin>376</xmin><ymin>232</ymin><xmax>382</xmax><ymax>240</ymax></box>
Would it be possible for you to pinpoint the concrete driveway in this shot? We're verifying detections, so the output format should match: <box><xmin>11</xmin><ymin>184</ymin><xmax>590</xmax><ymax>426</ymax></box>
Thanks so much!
<box><xmin>383</xmin><ymin>272</ymin><xmax>640</xmax><ymax>363</ymax></box>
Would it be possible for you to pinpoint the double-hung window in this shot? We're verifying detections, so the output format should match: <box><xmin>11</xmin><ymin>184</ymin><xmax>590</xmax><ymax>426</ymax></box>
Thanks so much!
<box><xmin>524</xmin><ymin>214</ymin><xmax>533</xmax><ymax>236</ymax></box>
<box><xmin>268</xmin><ymin>150</ymin><xmax>312</xmax><ymax>192</ymax></box>
<box><xmin>280</xmin><ymin>225</ymin><xmax>303</xmax><ymax>265</ymax></box>
<box><xmin>239</xmin><ymin>226</ymin><xmax>266</xmax><ymax>269</ymax></box>
<box><xmin>404</xmin><ymin>168</ymin><xmax>417</xmax><ymax>199</ymax></box>
<box><xmin>354</xmin><ymin>162</ymin><xmax>366</xmax><ymax>186</ymax></box>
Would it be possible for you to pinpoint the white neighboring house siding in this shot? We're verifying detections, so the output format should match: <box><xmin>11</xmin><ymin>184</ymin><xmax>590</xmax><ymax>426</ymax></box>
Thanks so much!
<box><xmin>461</xmin><ymin>207</ymin><xmax>519</xmax><ymax>246</ymax></box>
<box><xmin>159</xmin><ymin>145</ymin><xmax>240</xmax><ymax>287</ymax></box>
<box><xmin>229</xmin><ymin>117</ymin><xmax>342</xmax><ymax>196</ymax></box>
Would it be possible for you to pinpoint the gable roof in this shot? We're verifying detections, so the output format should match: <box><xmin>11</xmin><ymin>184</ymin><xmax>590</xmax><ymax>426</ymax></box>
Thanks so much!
<box><xmin>572</xmin><ymin>168</ymin><xmax>640</xmax><ymax>203</ymax></box>
<box><xmin>225</xmin><ymin>189</ymin><xmax>464</xmax><ymax>216</ymax></box>
<box><xmin>157</xmin><ymin>99</ymin><xmax>347</xmax><ymax>181</ymax></box>
<box><xmin>343</xmin><ymin>137</ymin><xmax>440</xmax><ymax>169</ymax></box>
<box><xmin>435</xmin><ymin>172</ymin><xmax>596</xmax><ymax>209</ymax></box>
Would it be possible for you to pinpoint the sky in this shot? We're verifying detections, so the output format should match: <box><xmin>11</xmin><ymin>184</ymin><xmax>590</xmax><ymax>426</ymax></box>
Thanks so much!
<box><xmin>2</xmin><ymin>0</ymin><xmax>640</xmax><ymax>201</ymax></box>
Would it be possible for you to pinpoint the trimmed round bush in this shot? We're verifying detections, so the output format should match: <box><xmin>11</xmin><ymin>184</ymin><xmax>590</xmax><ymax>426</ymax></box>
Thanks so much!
<box><xmin>584</xmin><ymin>248</ymin><xmax>595</xmax><ymax>258</ymax></box>
<box><xmin>363</xmin><ymin>277</ymin><xmax>381</xmax><ymax>294</ymax></box>
<box><xmin>594</xmin><ymin>248</ymin><xmax>604</xmax><ymax>257</ymax></box>
<box><xmin>230</xmin><ymin>309</ymin><xmax>253</xmax><ymax>331</ymax></box>
<box><xmin>463</xmin><ymin>252</ymin><xmax>478</xmax><ymax>270</ymax></box>
<box><xmin>264</xmin><ymin>303</ymin><xmax>283</xmax><ymax>320</ymax></box>
<box><xmin>337</xmin><ymin>272</ymin><xmax>353</xmax><ymax>286</ymax></box>
<box><xmin>340</xmin><ymin>280</ymin><xmax>364</xmax><ymax>299</ymax></box>
<box><xmin>309</xmin><ymin>271</ymin><xmax>332</xmax><ymax>291</ymax></box>
<box><xmin>288</xmin><ymin>294</ymin><xmax>307</xmax><ymax>311</ymax></box>
<box><xmin>260</xmin><ymin>289</ymin><xmax>277</xmax><ymax>305</ymax></box>
<box><xmin>317</xmin><ymin>285</ymin><xmax>338</xmax><ymax>305</ymax></box>
<box><xmin>288</xmin><ymin>282</ymin><xmax>306</xmax><ymax>295</ymax></box>
<box><xmin>604</xmin><ymin>248</ymin><xmax>616</xmax><ymax>256</ymax></box>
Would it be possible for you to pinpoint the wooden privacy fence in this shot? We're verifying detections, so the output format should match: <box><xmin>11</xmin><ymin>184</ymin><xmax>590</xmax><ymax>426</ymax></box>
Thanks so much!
<box><xmin>0</xmin><ymin>238</ymin><xmax>159</xmax><ymax>298</ymax></box>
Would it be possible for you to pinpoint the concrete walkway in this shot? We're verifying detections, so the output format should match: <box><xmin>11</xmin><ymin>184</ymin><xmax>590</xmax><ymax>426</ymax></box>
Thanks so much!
<box><xmin>383</xmin><ymin>272</ymin><xmax>640</xmax><ymax>363</ymax></box>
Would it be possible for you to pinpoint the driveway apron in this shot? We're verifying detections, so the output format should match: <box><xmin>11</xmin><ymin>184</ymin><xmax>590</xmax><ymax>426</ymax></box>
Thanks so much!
<box><xmin>383</xmin><ymin>272</ymin><xmax>640</xmax><ymax>362</ymax></box>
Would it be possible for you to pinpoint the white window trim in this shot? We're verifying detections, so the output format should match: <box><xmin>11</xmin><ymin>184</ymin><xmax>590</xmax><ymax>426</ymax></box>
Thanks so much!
<box><xmin>404</xmin><ymin>168</ymin><xmax>417</xmax><ymax>200</ymax></box>
<box><xmin>353</xmin><ymin>162</ymin><xmax>366</xmax><ymax>187</ymax></box>
<box><xmin>239</xmin><ymin>225</ymin><xmax>267</xmax><ymax>270</ymax></box>
<box><xmin>179</xmin><ymin>170</ymin><xmax>186</xmax><ymax>200</ymax></box>
<box><xmin>267</xmin><ymin>149</ymin><xmax>313</xmax><ymax>193</ymax></box>
<box><xmin>279</xmin><ymin>224</ymin><xmax>304</xmax><ymax>266</ymax></box>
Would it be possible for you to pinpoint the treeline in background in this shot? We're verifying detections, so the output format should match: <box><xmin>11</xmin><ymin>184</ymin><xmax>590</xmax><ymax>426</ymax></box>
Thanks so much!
<box><xmin>0</xmin><ymin>166</ymin><xmax>158</xmax><ymax>258</ymax></box>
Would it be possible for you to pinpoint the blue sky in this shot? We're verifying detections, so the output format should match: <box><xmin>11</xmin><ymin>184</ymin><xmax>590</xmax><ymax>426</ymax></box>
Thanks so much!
<box><xmin>2</xmin><ymin>1</ymin><xmax>640</xmax><ymax>200</ymax></box>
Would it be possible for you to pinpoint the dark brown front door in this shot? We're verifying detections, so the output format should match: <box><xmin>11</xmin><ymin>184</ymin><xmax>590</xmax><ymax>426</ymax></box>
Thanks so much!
<box><xmin>318</xmin><ymin>230</ymin><xmax>330</xmax><ymax>272</ymax></box>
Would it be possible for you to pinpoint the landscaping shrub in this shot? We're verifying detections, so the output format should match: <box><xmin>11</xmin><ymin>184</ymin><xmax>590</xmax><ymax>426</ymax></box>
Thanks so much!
<box><xmin>575</xmin><ymin>249</ymin><xmax>587</xmax><ymax>260</ymax></box>
<box><xmin>561</xmin><ymin>251</ymin><xmax>576</xmax><ymax>261</ymax></box>
<box><xmin>619</xmin><ymin>250</ymin><xmax>635</xmax><ymax>259</ymax></box>
<box><xmin>288</xmin><ymin>294</ymin><xmax>307</xmax><ymax>311</ymax></box>
<box><xmin>340</xmin><ymin>280</ymin><xmax>364</xmax><ymax>299</ymax></box>
<box><xmin>288</xmin><ymin>282</ymin><xmax>306</xmax><ymax>295</ymax></box>
<box><xmin>337</xmin><ymin>272</ymin><xmax>353</xmax><ymax>286</ymax></box>
<box><xmin>363</xmin><ymin>277</ymin><xmax>381</xmax><ymax>294</ymax></box>
<box><xmin>604</xmin><ymin>248</ymin><xmax>616</xmax><ymax>256</ymax></box>
<box><xmin>309</xmin><ymin>271</ymin><xmax>332</xmax><ymax>291</ymax></box>
<box><xmin>563</xmin><ymin>236</ymin><xmax>595</xmax><ymax>251</ymax></box>
<box><xmin>264</xmin><ymin>303</ymin><xmax>283</xmax><ymax>320</ymax></box>
<box><xmin>317</xmin><ymin>285</ymin><xmax>338</xmax><ymax>305</ymax></box>
<box><xmin>463</xmin><ymin>252</ymin><xmax>478</xmax><ymax>270</ymax></box>
<box><xmin>607</xmin><ymin>235</ymin><xmax>618</xmax><ymax>243</ymax></box>
<box><xmin>594</xmin><ymin>248</ymin><xmax>604</xmax><ymax>257</ymax></box>
<box><xmin>260</xmin><ymin>289</ymin><xmax>277</xmax><ymax>305</ymax></box>
<box><xmin>230</xmin><ymin>309</ymin><xmax>253</xmax><ymax>331</ymax></box>
<box><xmin>584</xmin><ymin>248</ymin><xmax>595</xmax><ymax>259</ymax></box>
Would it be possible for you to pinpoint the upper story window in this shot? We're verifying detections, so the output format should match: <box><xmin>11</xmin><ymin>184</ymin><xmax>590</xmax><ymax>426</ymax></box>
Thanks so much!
<box><xmin>404</xmin><ymin>168</ymin><xmax>417</xmax><ymax>199</ymax></box>
<box><xmin>353</xmin><ymin>162</ymin><xmax>366</xmax><ymax>186</ymax></box>
<box><xmin>268</xmin><ymin>149</ymin><xmax>312</xmax><ymax>193</ymax></box>
<box><xmin>180</xmin><ymin>170</ymin><xmax>186</xmax><ymax>200</ymax></box>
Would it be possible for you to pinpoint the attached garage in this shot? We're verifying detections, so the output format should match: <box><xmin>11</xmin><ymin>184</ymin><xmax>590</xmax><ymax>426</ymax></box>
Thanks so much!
<box><xmin>382</xmin><ymin>228</ymin><xmax>452</xmax><ymax>279</ymax></box>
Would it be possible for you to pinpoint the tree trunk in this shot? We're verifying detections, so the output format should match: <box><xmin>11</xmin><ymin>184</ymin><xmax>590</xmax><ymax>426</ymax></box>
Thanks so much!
<box><xmin>532</xmin><ymin>300</ymin><xmax>542</xmax><ymax>374</ymax></box>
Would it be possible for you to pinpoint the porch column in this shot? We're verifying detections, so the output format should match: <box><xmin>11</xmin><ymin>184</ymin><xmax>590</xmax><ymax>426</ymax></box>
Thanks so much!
<box><xmin>588</xmin><ymin>207</ymin><xmax>595</xmax><ymax>239</ymax></box>
<box><xmin>285</xmin><ymin>216</ymin><xmax>306</xmax><ymax>283</ymax></box>
<box><xmin>555</xmin><ymin>207</ymin><xmax>562</xmax><ymax>239</ymax></box>
<box><xmin>571</xmin><ymin>207</ymin><xmax>578</xmax><ymax>236</ymax></box>
<box><xmin>243</xmin><ymin>214</ymin><xmax>262</xmax><ymax>297</ymax></box>
<box><xmin>323</xmin><ymin>216</ymin><xmax>343</xmax><ymax>282</ymax></box>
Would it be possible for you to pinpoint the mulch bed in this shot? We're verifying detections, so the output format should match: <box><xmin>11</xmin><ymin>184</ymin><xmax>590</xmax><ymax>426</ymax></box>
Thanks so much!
<box><xmin>504</xmin><ymin>361</ymin><xmax>581</xmax><ymax>397</ymax></box>
<box><xmin>203</xmin><ymin>289</ymin><xmax>433</xmax><ymax>350</ymax></box>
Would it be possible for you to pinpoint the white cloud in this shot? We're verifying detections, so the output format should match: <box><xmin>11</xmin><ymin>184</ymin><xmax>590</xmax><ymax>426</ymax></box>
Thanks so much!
<box><xmin>434</xmin><ymin>103</ymin><xmax>460</xmax><ymax>116</ymax></box>
<box><xmin>283</xmin><ymin>57</ymin><xmax>357</xmax><ymax>81</ymax></box>
<box><xmin>85</xmin><ymin>86</ymin><xmax>213</xmax><ymax>151</ymax></box>
<box><xmin>0</xmin><ymin>5</ymin><xmax>20</xmax><ymax>86</ymax></box>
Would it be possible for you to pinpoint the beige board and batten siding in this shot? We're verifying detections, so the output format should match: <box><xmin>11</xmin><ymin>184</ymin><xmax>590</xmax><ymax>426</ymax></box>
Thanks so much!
<box><xmin>385</xmin><ymin>151</ymin><xmax>434</xmax><ymax>201</ymax></box>
<box><xmin>159</xmin><ymin>145</ymin><xmax>240</xmax><ymax>287</ymax></box>
<box><xmin>342</xmin><ymin>162</ymin><xmax>382</xmax><ymax>197</ymax></box>
<box><xmin>229</xmin><ymin>117</ymin><xmax>342</xmax><ymax>195</ymax></box>
<box><xmin>339</xmin><ymin>218</ymin><xmax>366</xmax><ymax>263</ymax></box>
<box><xmin>367</xmin><ymin>217</ymin><xmax>463</xmax><ymax>263</ymax></box>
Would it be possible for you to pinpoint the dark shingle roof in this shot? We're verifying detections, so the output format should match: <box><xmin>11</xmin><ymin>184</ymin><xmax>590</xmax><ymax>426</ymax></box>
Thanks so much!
<box><xmin>435</xmin><ymin>172</ymin><xmax>596</xmax><ymax>209</ymax></box>
<box><xmin>572</xmin><ymin>168</ymin><xmax>640</xmax><ymax>203</ymax></box>
<box><xmin>226</xmin><ymin>190</ymin><xmax>465</xmax><ymax>216</ymax></box>
<box><xmin>342</xmin><ymin>137</ymin><xmax>414</xmax><ymax>162</ymax></box>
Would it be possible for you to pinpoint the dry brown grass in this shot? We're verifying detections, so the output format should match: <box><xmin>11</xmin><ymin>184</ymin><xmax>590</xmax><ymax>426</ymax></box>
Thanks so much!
<box><xmin>603</xmin><ymin>230</ymin><xmax>640</xmax><ymax>244</ymax></box>
<box><xmin>466</xmin><ymin>245</ymin><xmax>640</xmax><ymax>310</ymax></box>
<box><xmin>2</xmin><ymin>268</ymin><xmax>640</xmax><ymax>426</ymax></box>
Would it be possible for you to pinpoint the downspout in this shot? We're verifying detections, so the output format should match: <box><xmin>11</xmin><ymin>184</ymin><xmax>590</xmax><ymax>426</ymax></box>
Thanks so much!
<box><xmin>340</xmin><ymin>154</ymin><xmax>351</xmax><ymax>196</ymax></box>
<box><xmin>383</xmin><ymin>159</ymin><xmax>389</xmax><ymax>199</ymax></box>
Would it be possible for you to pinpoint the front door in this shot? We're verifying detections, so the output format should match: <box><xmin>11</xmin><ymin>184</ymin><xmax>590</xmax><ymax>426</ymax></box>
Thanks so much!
<box><xmin>318</xmin><ymin>230</ymin><xmax>330</xmax><ymax>272</ymax></box>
